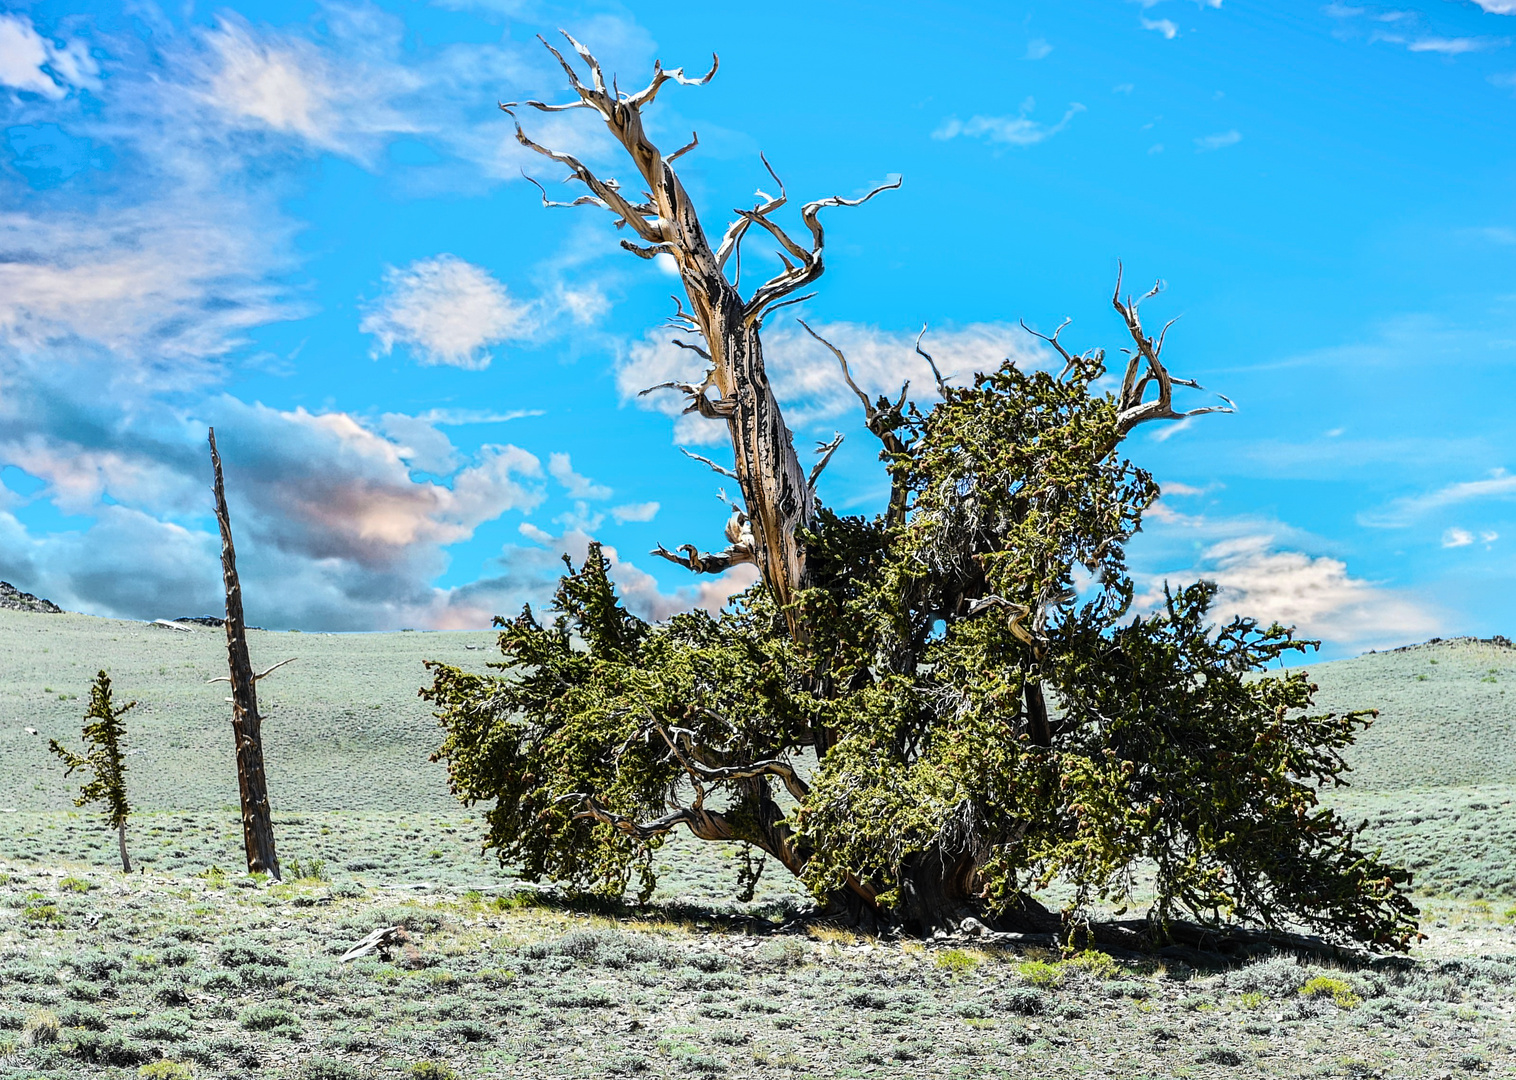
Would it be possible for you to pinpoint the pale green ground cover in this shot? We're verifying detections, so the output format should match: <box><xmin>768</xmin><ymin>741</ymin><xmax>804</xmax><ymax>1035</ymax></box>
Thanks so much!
<box><xmin>3</xmin><ymin>610</ymin><xmax>1516</xmax><ymax>1078</ymax></box>
<box><xmin>0</xmin><ymin>868</ymin><xmax>1513</xmax><ymax>1080</ymax></box>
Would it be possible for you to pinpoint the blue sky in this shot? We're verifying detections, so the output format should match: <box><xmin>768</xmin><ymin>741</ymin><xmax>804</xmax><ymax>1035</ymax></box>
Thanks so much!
<box><xmin>0</xmin><ymin>0</ymin><xmax>1512</xmax><ymax>657</ymax></box>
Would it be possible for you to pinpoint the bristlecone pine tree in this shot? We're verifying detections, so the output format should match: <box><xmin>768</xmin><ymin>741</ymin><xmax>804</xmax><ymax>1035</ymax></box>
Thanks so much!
<box><xmin>49</xmin><ymin>671</ymin><xmax>136</xmax><ymax>873</ymax></box>
<box><xmin>424</xmin><ymin>34</ymin><xmax>1418</xmax><ymax>949</ymax></box>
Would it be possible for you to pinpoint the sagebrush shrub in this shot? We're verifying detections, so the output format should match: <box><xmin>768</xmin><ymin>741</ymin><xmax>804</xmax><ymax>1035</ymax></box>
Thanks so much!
<box><xmin>1001</xmin><ymin>988</ymin><xmax>1047</xmax><ymax>1016</ymax></box>
<box><xmin>217</xmin><ymin>942</ymin><xmax>286</xmax><ymax>968</ymax></box>
<box><xmin>302</xmin><ymin>1058</ymin><xmax>360</xmax><ymax>1080</ymax></box>
<box><xmin>58</xmin><ymin>1003</ymin><xmax>106</xmax><ymax>1030</ymax></box>
<box><xmin>1223</xmin><ymin>957</ymin><xmax>1306</xmax><ymax>998</ymax></box>
<box><xmin>238</xmin><ymin>1003</ymin><xmax>301</xmax><ymax>1032</ymax></box>
<box><xmin>20</xmin><ymin>1009</ymin><xmax>59</xmax><ymax>1047</ymax></box>
<box><xmin>71</xmin><ymin>1030</ymin><xmax>154</xmax><ymax>1066</ymax></box>
<box><xmin>138</xmin><ymin>1062</ymin><xmax>194</xmax><ymax>1080</ymax></box>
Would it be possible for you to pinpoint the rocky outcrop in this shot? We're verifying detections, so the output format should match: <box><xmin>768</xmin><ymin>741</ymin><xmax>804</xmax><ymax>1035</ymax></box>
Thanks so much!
<box><xmin>0</xmin><ymin>581</ymin><xmax>61</xmax><ymax>613</ymax></box>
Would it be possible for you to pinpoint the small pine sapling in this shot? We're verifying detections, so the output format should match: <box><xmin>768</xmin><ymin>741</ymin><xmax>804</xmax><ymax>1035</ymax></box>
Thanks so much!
<box><xmin>48</xmin><ymin>670</ymin><xmax>136</xmax><ymax>872</ymax></box>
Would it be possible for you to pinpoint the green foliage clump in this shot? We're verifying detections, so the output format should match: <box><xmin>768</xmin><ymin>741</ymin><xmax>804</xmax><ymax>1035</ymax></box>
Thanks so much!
<box><xmin>409</xmin><ymin>1063</ymin><xmax>459</xmax><ymax>1080</ymax></box>
<box><xmin>216</xmin><ymin>943</ymin><xmax>286</xmax><ymax>969</ymax></box>
<box><xmin>1016</xmin><ymin>959</ymin><xmax>1065</xmax><ymax>987</ymax></box>
<box><xmin>287</xmin><ymin>857</ymin><xmax>329</xmax><ymax>882</ymax></box>
<box><xmin>1300</xmin><ymin>975</ymin><xmax>1363</xmax><ymax>1009</ymax></box>
<box><xmin>933</xmin><ymin>948</ymin><xmax>984</xmax><ymax>974</ymax></box>
<box><xmin>424</xmin><ymin>310</ymin><xmax>1418</xmax><ymax>950</ymax></box>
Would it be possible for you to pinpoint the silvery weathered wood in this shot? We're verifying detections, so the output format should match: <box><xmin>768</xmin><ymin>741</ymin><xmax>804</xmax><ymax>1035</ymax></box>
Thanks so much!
<box><xmin>504</xmin><ymin>32</ymin><xmax>897</xmax><ymax>638</ymax></box>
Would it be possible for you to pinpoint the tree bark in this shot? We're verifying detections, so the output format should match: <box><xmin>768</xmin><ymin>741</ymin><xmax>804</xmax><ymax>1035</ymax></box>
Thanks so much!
<box><xmin>116</xmin><ymin>819</ymin><xmax>131</xmax><ymax>874</ymax></box>
<box><xmin>209</xmin><ymin>428</ymin><xmax>281</xmax><ymax>881</ymax></box>
<box><xmin>705</xmin><ymin>296</ymin><xmax>813</xmax><ymax>621</ymax></box>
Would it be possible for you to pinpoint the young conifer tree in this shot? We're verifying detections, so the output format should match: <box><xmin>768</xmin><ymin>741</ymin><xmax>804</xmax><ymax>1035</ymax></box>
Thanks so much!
<box><xmin>49</xmin><ymin>671</ymin><xmax>136</xmax><ymax>873</ymax></box>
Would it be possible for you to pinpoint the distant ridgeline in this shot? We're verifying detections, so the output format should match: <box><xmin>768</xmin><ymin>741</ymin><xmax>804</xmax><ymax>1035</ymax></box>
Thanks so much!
<box><xmin>1368</xmin><ymin>635</ymin><xmax>1515</xmax><ymax>653</ymax></box>
<box><xmin>0</xmin><ymin>581</ymin><xmax>61</xmax><ymax>613</ymax></box>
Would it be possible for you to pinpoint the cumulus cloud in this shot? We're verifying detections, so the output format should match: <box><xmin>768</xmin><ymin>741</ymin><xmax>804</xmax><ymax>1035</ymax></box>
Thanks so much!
<box><xmin>362</xmin><ymin>255</ymin><xmax>534</xmax><ymax>369</ymax></box>
<box><xmin>0</xmin><ymin>391</ymin><xmax>553</xmax><ymax>627</ymax></box>
<box><xmin>618</xmin><ymin>319</ymin><xmax>1052</xmax><ymax>445</ymax></box>
<box><xmin>1149</xmin><ymin>535</ymin><xmax>1442</xmax><ymax>652</ymax></box>
<box><xmin>933</xmin><ymin>99</ymin><xmax>1086</xmax><ymax>147</ymax></box>
<box><xmin>1141</xmin><ymin>18</ymin><xmax>1180</xmax><ymax>39</ymax></box>
<box><xmin>1472</xmin><ymin>1</ymin><xmax>1516</xmax><ymax>12</ymax></box>
<box><xmin>1195</xmin><ymin>130</ymin><xmax>1242</xmax><ymax>151</ymax></box>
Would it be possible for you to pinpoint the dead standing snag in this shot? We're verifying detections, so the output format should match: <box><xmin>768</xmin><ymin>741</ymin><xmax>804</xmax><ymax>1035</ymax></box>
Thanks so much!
<box><xmin>209</xmin><ymin>427</ymin><xmax>281</xmax><ymax>881</ymax></box>
<box><xmin>503</xmin><ymin>32</ymin><xmax>897</xmax><ymax>636</ymax></box>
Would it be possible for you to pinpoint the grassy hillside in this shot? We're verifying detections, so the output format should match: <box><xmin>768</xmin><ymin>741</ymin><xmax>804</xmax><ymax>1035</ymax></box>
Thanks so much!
<box><xmin>3</xmin><ymin>612</ymin><xmax>1516</xmax><ymax>1080</ymax></box>
<box><xmin>0</xmin><ymin>610</ymin><xmax>787</xmax><ymax>907</ymax></box>
<box><xmin>2</xmin><ymin>609</ymin><xmax>1514</xmax><ymax>902</ymax></box>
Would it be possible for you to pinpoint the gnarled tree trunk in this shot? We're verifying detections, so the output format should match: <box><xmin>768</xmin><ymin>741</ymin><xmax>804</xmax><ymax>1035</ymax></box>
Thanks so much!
<box><xmin>501</xmin><ymin>35</ymin><xmax>1242</xmax><ymax>938</ymax></box>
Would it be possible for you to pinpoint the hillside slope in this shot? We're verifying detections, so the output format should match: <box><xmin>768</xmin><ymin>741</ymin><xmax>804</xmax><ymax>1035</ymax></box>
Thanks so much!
<box><xmin>2</xmin><ymin>610</ymin><xmax>1513</xmax><ymax>900</ymax></box>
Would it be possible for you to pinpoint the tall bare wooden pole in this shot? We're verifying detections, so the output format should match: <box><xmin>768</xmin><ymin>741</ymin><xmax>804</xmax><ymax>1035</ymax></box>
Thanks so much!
<box><xmin>209</xmin><ymin>428</ymin><xmax>281</xmax><ymax>880</ymax></box>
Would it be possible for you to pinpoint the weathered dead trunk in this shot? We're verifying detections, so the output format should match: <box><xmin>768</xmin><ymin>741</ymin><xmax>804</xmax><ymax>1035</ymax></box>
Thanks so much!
<box><xmin>705</xmin><ymin>295</ymin><xmax>813</xmax><ymax>622</ymax></box>
<box><xmin>116</xmin><ymin>819</ymin><xmax>131</xmax><ymax>874</ymax></box>
<box><xmin>208</xmin><ymin>428</ymin><xmax>281</xmax><ymax>881</ymax></box>
<box><xmin>505</xmin><ymin>38</ymin><xmax>893</xmax><ymax>639</ymax></box>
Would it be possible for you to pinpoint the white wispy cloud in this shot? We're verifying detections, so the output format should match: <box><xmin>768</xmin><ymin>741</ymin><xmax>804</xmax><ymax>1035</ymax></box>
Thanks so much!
<box><xmin>199</xmin><ymin>14</ymin><xmax>422</xmax><ymax>161</ymax></box>
<box><xmin>1025</xmin><ymin>38</ymin><xmax>1054</xmax><ymax>60</ymax></box>
<box><xmin>1443</xmin><ymin>526</ymin><xmax>1475</xmax><ymax>547</ymax></box>
<box><xmin>361</xmin><ymin>255</ymin><xmax>535</xmax><ymax>369</ymax></box>
<box><xmin>1470</xmin><ymin>1</ymin><xmax>1516</xmax><ymax>13</ymax></box>
<box><xmin>1330</xmin><ymin>3</ymin><xmax>1510</xmax><ymax>55</ymax></box>
<box><xmin>933</xmin><ymin>99</ymin><xmax>1086</xmax><ymax>147</ymax></box>
<box><xmin>1362</xmin><ymin>469</ymin><xmax>1516</xmax><ymax>528</ymax></box>
<box><xmin>0</xmin><ymin>204</ymin><xmax>299</xmax><ymax>379</ymax></box>
<box><xmin>1406</xmin><ymin>36</ymin><xmax>1510</xmax><ymax>53</ymax></box>
<box><xmin>1195</xmin><ymin>130</ymin><xmax>1242</xmax><ymax>151</ymax></box>
<box><xmin>1142</xmin><ymin>18</ymin><xmax>1180</xmax><ymax>39</ymax></box>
